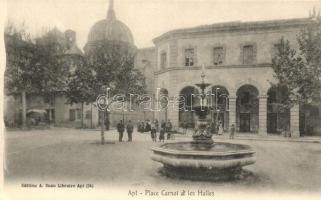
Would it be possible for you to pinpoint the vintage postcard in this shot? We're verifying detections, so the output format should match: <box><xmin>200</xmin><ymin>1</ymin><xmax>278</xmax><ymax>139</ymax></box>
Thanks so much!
<box><xmin>1</xmin><ymin>0</ymin><xmax>321</xmax><ymax>199</ymax></box>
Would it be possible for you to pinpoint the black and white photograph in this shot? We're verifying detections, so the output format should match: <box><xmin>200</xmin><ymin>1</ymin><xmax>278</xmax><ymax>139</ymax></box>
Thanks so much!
<box><xmin>1</xmin><ymin>0</ymin><xmax>321</xmax><ymax>199</ymax></box>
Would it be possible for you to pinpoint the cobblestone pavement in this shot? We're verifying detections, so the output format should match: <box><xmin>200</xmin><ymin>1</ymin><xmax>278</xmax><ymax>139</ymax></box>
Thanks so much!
<box><xmin>4</xmin><ymin>128</ymin><xmax>321</xmax><ymax>192</ymax></box>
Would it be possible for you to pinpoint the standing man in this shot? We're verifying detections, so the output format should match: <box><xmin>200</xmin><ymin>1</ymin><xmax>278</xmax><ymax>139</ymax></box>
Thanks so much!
<box><xmin>155</xmin><ymin>119</ymin><xmax>159</xmax><ymax>133</ymax></box>
<box><xmin>229</xmin><ymin>124</ymin><xmax>235</xmax><ymax>139</ymax></box>
<box><xmin>182</xmin><ymin>120</ymin><xmax>188</xmax><ymax>135</ymax></box>
<box><xmin>159</xmin><ymin>120</ymin><xmax>166</xmax><ymax>142</ymax></box>
<box><xmin>166</xmin><ymin>119</ymin><xmax>173</xmax><ymax>140</ymax></box>
<box><xmin>117</xmin><ymin>120</ymin><xmax>125</xmax><ymax>142</ymax></box>
<box><xmin>126</xmin><ymin>120</ymin><xmax>134</xmax><ymax>142</ymax></box>
<box><xmin>145</xmin><ymin>119</ymin><xmax>151</xmax><ymax>133</ymax></box>
<box><xmin>150</xmin><ymin>120</ymin><xmax>157</xmax><ymax>142</ymax></box>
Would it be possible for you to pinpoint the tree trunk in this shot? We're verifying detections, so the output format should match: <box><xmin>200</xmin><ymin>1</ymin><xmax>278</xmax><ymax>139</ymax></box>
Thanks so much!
<box><xmin>48</xmin><ymin>95</ymin><xmax>52</xmax><ymax>127</ymax></box>
<box><xmin>105</xmin><ymin>110</ymin><xmax>110</xmax><ymax>130</ymax></box>
<box><xmin>48</xmin><ymin>109</ymin><xmax>52</xmax><ymax>126</ymax></box>
<box><xmin>100</xmin><ymin>110</ymin><xmax>105</xmax><ymax>145</ymax></box>
<box><xmin>81</xmin><ymin>102</ymin><xmax>84</xmax><ymax>128</ymax></box>
<box><xmin>21</xmin><ymin>90</ymin><xmax>27</xmax><ymax>129</ymax></box>
<box><xmin>90</xmin><ymin>103</ymin><xmax>93</xmax><ymax>129</ymax></box>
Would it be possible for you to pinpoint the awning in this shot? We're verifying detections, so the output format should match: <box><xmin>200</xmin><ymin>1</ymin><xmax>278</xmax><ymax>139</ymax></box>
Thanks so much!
<box><xmin>27</xmin><ymin>109</ymin><xmax>47</xmax><ymax>114</ymax></box>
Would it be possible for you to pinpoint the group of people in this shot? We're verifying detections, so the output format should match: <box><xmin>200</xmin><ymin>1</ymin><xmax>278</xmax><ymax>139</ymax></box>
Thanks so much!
<box><xmin>210</xmin><ymin>121</ymin><xmax>236</xmax><ymax>139</ymax></box>
<box><xmin>138</xmin><ymin>119</ymin><xmax>173</xmax><ymax>142</ymax></box>
<box><xmin>115</xmin><ymin>119</ymin><xmax>173</xmax><ymax>142</ymax></box>
<box><xmin>115</xmin><ymin>119</ymin><xmax>236</xmax><ymax>142</ymax></box>
<box><xmin>116</xmin><ymin>120</ymin><xmax>134</xmax><ymax>142</ymax></box>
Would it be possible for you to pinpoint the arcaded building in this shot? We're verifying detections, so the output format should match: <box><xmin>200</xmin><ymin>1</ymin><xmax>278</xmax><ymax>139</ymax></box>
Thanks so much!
<box><xmin>151</xmin><ymin>19</ymin><xmax>321</xmax><ymax>137</ymax></box>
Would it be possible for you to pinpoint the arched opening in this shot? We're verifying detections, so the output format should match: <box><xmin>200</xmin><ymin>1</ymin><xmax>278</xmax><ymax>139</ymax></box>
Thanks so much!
<box><xmin>267</xmin><ymin>86</ymin><xmax>290</xmax><ymax>134</ymax></box>
<box><xmin>159</xmin><ymin>88</ymin><xmax>169</xmax><ymax>122</ymax></box>
<box><xmin>300</xmin><ymin>104</ymin><xmax>321</xmax><ymax>136</ymax></box>
<box><xmin>178</xmin><ymin>86</ymin><xmax>199</xmax><ymax>128</ymax></box>
<box><xmin>236</xmin><ymin>85</ymin><xmax>259</xmax><ymax>133</ymax></box>
<box><xmin>207</xmin><ymin>86</ymin><xmax>229</xmax><ymax>131</ymax></box>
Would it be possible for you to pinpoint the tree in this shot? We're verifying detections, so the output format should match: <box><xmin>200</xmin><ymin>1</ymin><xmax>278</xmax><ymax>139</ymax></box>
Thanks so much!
<box><xmin>272</xmin><ymin>12</ymin><xmax>321</xmax><ymax>108</ymax></box>
<box><xmin>4</xmin><ymin>23</ymin><xmax>39</xmax><ymax>128</ymax></box>
<box><xmin>88</xmin><ymin>43</ymin><xmax>146</xmax><ymax>144</ymax></box>
<box><xmin>65</xmin><ymin>57</ymin><xmax>95</xmax><ymax>128</ymax></box>
<box><xmin>5</xmin><ymin>24</ymin><xmax>70</xmax><ymax>127</ymax></box>
<box><xmin>34</xmin><ymin>28</ymin><xmax>69</xmax><ymax>124</ymax></box>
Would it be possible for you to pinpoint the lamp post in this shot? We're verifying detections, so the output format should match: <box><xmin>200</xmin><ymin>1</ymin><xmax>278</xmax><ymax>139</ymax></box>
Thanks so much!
<box><xmin>215</xmin><ymin>87</ymin><xmax>220</xmax><ymax>112</ymax></box>
<box><xmin>215</xmin><ymin>87</ymin><xmax>220</xmax><ymax>129</ymax></box>
<box><xmin>100</xmin><ymin>85</ymin><xmax>107</xmax><ymax>145</ymax></box>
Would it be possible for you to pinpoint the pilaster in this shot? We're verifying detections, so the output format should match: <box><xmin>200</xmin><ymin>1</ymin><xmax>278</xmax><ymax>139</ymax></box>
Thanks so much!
<box><xmin>229</xmin><ymin>97</ymin><xmax>237</xmax><ymax>128</ymax></box>
<box><xmin>290</xmin><ymin>104</ymin><xmax>300</xmax><ymax>137</ymax></box>
<box><xmin>258</xmin><ymin>96</ymin><xmax>267</xmax><ymax>136</ymax></box>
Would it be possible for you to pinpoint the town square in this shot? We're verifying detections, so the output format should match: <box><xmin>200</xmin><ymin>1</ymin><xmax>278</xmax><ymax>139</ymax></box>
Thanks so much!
<box><xmin>2</xmin><ymin>0</ymin><xmax>321</xmax><ymax>199</ymax></box>
<box><xmin>5</xmin><ymin>128</ymin><xmax>321</xmax><ymax>191</ymax></box>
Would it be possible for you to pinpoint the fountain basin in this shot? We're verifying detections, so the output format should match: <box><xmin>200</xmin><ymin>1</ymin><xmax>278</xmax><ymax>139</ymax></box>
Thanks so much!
<box><xmin>151</xmin><ymin>142</ymin><xmax>256</xmax><ymax>180</ymax></box>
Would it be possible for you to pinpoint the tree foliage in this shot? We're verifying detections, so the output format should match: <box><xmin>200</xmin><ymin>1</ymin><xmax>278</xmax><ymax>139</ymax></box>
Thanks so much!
<box><xmin>4</xmin><ymin>23</ymin><xmax>38</xmax><ymax>94</ymax></box>
<box><xmin>34</xmin><ymin>28</ymin><xmax>69</xmax><ymax>99</ymax></box>
<box><xmin>65</xmin><ymin>57</ymin><xmax>95</xmax><ymax>105</ymax></box>
<box><xmin>5</xmin><ymin>24</ymin><xmax>70</xmax><ymax>96</ymax></box>
<box><xmin>89</xmin><ymin>43</ymin><xmax>146</xmax><ymax>102</ymax></box>
<box><xmin>272</xmin><ymin>12</ymin><xmax>321</xmax><ymax>107</ymax></box>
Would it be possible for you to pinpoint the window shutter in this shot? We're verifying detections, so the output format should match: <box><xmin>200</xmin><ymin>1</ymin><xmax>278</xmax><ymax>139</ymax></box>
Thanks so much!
<box><xmin>253</xmin><ymin>43</ymin><xmax>257</xmax><ymax>64</ymax></box>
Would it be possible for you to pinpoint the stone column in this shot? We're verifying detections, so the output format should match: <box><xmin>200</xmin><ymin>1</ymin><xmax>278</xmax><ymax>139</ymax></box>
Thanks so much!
<box><xmin>290</xmin><ymin>104</ymin><xmax>300</xmax><ymax>137</ymax></box>
<box><xmin>229</xmin><ymin>96</ymin><xmax>237</xmax><ymax>129</ymax></box>
<box><xmin>258</xmin><ymin>96</ymin><xmax>267</xmax><ymax>136</ymax></box>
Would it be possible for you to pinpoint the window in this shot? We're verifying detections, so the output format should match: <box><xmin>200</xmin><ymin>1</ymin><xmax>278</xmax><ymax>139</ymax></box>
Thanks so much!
<box><xmin>44</xmin><ymin>97</ymin><xmax>55</xmax><ymax>106</ymax></box>
<box><xmin>213</xmin><ymin>47</ymin><xmax>224</xmax><ymax>65</ymax></box>
<box><xmin>69</xmin><ymin>109</ymin><xmax>75</xmax><ymax>121</ymax></box>
<box><xmin>184</xmin><ymin>48</ymin><xmax>194</xmax><ymax>66</ymax></box>
<box><xmin>242</xmin><ymin>45</ymin><xmax>254</xmax><ymax>64</ymax></box>
<box><xmin>272</xmin><ymin>43</ymin><xmax>281</xmax><ymax>58</ymax></box>
<box><xmin>85</xmin><ymin>110</ymin><xmax>92</xmax><ymax>119</ymax></box>
<box><xmin>160</xmin><ymin>52</ymin><xmax>167</xmax><ymax>69</ymax></box>
<box><xmin>70</xmin><ymin>108</ymin><xmax>81</xmax><ymax>121</ymax></box>
<box><xmin>76</xmin><ymin>109</ymin><xmax>81</xmax><ymax>120</ymax></box>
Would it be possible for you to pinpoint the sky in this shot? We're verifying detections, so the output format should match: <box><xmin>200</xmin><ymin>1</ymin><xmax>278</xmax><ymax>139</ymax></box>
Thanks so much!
<box><xmin>5</xmin><ymin>0</ymin><xmax>321</xmax><ymax>49</ymax></box>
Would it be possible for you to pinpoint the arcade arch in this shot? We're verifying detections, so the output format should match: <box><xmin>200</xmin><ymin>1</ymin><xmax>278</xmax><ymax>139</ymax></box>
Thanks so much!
<box><xmin>178</xmin><ymin>86</ymin><xmax>200</xmax><ymax>128</ymax></box>
<box><xmin>236</xmin><ymin>85</ymin><xmax>259</xmax><ymax>133</ymax></box>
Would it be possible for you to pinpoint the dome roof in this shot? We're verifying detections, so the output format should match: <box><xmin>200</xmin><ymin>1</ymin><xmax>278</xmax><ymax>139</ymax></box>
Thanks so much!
<box><xmin>87</xmin><ymin>19</ymin><xmax>134</xmax><ymax>44</ymax></box>
<box><xmin>86</xmin><ymin>0</ymin><xmax>134</xmax><ymax>45</ymax></box>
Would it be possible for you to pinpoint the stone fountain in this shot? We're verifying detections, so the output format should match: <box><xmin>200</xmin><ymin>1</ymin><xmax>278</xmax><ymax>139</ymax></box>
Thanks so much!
<box><xmin>151</xmin><ymin>65</ymin><xmax>256</xmax><ymax>181</ymax></box>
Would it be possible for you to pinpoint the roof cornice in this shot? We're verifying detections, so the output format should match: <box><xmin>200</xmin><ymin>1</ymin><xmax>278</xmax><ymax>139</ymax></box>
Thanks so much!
<box><xmin>153</xmin><ymin>18</ymin><xmax>310</xmax><ymax>44</ymax></box>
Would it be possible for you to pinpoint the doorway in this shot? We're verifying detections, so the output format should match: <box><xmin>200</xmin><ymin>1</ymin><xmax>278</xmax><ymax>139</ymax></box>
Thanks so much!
<box><xmin>239</xmin><ymin>113</ymin><xmax>250</xmax><ymax>132</ymax></box>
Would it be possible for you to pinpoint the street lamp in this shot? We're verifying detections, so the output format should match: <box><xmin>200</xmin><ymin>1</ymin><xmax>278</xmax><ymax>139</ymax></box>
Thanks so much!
<box><xmin>215</xmin><ymin>87</ymin><xmax>220</xmax><ymax>112</ymax></box>
<box><xmin>100</xmin><ymin>85</ymin><xmax>107</xmax><ymax>145</ymax></box>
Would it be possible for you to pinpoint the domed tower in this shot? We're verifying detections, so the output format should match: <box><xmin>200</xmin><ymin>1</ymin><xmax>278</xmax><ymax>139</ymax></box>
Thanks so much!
<box><xmin>84</xmin><ymin>0</ymin><xmax>136</xmax><ymax>56</ymax></box>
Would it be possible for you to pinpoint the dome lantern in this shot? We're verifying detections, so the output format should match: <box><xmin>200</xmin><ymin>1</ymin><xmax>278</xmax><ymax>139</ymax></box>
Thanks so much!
<box><xmin>107</xmin><ymin>0</ymin><xmax>116</xmax><ymax>21</ymax></box>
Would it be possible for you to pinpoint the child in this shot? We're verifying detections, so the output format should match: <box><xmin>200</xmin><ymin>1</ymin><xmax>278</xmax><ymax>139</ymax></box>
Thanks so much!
<box><xmin>159</xmin><ymin>127</ymin><xmax>165</xmax><ymax>142</ymax></box>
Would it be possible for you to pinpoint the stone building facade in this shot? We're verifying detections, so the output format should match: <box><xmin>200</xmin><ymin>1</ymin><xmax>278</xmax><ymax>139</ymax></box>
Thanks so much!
<box><xmin>150</xmin><ymin>19</ymin><xmax>320</xmax><ymax>137</ymax></box>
